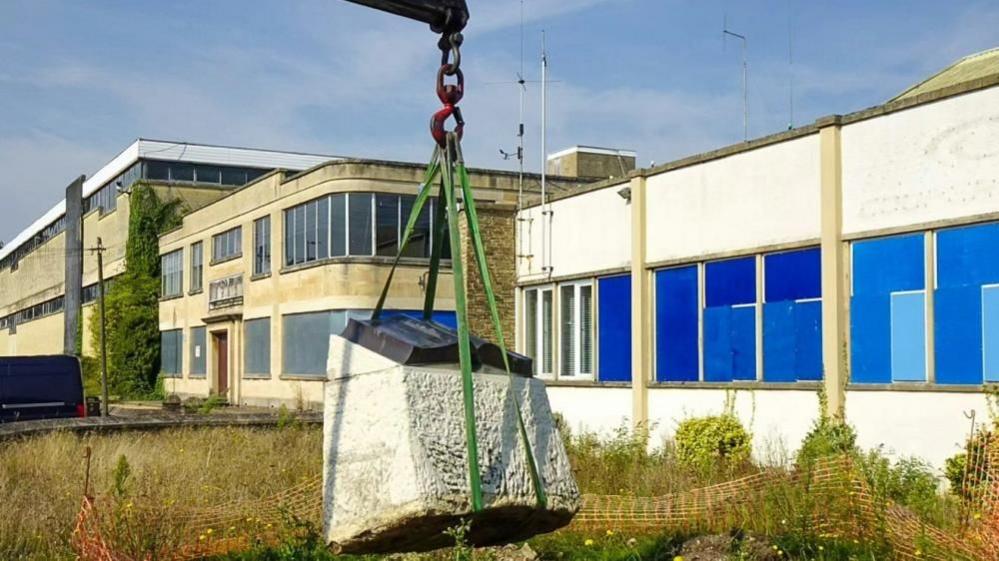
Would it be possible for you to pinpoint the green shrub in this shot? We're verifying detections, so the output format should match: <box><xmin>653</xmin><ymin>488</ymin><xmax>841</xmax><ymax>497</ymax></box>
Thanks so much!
<box><xmin>674</xmin><ymin>414</ymin><xmax>752</xmax><ymax>470</ymax></box>
<box><xmin>796</xmin><ymin>416</ymin><xmax>857</xmax><ymax>469</ymax></box>
<box><xmin>944</xmin><ymin>428</ymin><xmax>994</xmax><ymax>500</ymax></box>
<box><xmin>858</xmin><ymin>448</ymin><xmax>955</xmax><ymax>527</ymax></box>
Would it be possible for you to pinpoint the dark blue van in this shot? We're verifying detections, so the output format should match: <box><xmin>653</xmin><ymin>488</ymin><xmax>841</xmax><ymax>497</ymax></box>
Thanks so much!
<box><xmin>0</xmin><ymin>355</ymin><xmax>86</xmax><ymax>422</ymax></box>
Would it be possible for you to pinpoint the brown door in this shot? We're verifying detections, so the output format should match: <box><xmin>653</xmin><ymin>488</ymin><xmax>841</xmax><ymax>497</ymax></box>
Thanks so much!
<box><xmin>214</xmin><ymin>331</ymin><xmax>229</xmax><ymax>397</ymax></box>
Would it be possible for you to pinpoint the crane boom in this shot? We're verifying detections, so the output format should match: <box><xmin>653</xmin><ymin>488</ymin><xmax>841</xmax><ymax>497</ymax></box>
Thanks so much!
<box><xmin>343</xmin><ymin>0</ymin><xmax>468</xmax><ymax>33</ymax></box>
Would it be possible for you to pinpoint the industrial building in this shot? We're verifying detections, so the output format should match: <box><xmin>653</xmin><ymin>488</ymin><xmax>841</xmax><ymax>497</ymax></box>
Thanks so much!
<box><xmin>516</xmin><ymin>49</ymin><xmax>999</xmax><ymax>470</ymax></box>
<box><xmin>155</xmin><ymin>158</ymin><xmax>594</xmax><ymax>406</ymax></box>
<box><xmin>0</xmin><ymin>140</ymin><xmax>336</xmax><ymax>357</ymax></box>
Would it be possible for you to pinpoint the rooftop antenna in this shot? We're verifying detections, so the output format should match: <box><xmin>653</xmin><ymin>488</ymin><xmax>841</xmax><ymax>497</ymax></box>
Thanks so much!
<box><xmin>541</xmin><ymin>28</ymin><xmax>552</xmax><ymax>276</ymax></box>
<box><xmin>499</xmin><ymin>0</ymin><xmax>533</xmax><ymax>264</ymax></box>
<box><xmin>723</xmin><ymin>14</ymin><xmax>748</xmax><ymax>141</ymax></box>
<box><xmin>787</xmin><ymin>0</ymin><xmax>795</xmax><ymax>130</ymax></box>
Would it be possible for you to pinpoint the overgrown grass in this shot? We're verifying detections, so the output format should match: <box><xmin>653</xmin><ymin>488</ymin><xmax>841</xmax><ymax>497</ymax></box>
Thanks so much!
<box><xmin>0</xmin><ymin>425</ymin><xmax>321</xmax><ymax>561</ymax></box>
<box><xmin>0</xmin><ymin>418</ymin><xmax>971</xmax><ymax>561</ymax></box>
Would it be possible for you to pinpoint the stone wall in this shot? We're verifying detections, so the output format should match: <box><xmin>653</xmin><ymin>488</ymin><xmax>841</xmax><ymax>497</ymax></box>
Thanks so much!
<box><xmin>459</xmin><ymin>204</ymin><xmax>517</xmax><ymax>346</ymax></box>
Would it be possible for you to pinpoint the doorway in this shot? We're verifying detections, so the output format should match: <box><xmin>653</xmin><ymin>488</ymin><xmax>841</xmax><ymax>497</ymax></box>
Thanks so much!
<box><xmin>213</xmin><ymin>330</ymin><xmax>229</xmax><ymax>398</ymax></box>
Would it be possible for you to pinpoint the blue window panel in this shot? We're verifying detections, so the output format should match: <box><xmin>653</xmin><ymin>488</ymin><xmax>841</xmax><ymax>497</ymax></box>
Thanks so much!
<box><xmin>763</xmin><ymin>301</ymin><xmax>795</xmax><ymax>382</ymax></box>
<box><xmin>705</xmin><ymin>257</ymin><xmax>756</xmax><ymax>307</ymax></box>
<box><xmin>890</xmin><ymin>291</ymin><xmax>926</xmax><ymax>382</ymax></box>
<box><xmin>937</xmin><ymin>223</ymin><xmax>999</xmax><ymax>288</ymax></box>
<box><xmin>655</xmin><ymin>266</ymin><xmax>698</xmax><ymax>382</ymax></box>
<box><xmin>794</xmin><ymin>301</ymin><xmax>823</xmax><ymax>381</ymax></box>
<box><xmin>765</xmin><ymin>248</ymin><xmax>821</xmax><ymax>302</ymax></box>
<box><xmin>386</xmin><ymin>309</ymin><xmax>458</xmax><ymax>329</ymax></box>
<box><xmin>850</xmin><ymin>293</ymin><xmax>891</xmax><ymax>383</ymax></box>
<box><xmin>984</xmin><ymin>286</ymin><xmax>999</xmax><ymax>383</ymax></box>
<box><xmin>731</xmin><ymin>306</ymin><xmax>757</xmax><ymax>380</ymax></box>
<box><xmin>852</xmin><ymin>234</ymin><xmax>924</xmax><ymax>295</ymax></box>
<box><xmin>704</xmin><ymin>306</ymin><xmax>732</xmax><ymax>382</ymax></box>
<box><xmin>598</xmin><ymin>275</ymin><xmax>632</xmax><ymax>382</ymax></box>
<box><xmin>934</xmin><ymin>286</ymin><xmax>982</xmax><ymax>384</ymax></box>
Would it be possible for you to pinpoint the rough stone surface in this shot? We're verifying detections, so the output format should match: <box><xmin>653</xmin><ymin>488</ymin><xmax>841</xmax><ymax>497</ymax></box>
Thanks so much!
<box><xmin>323</xmin><ymin>336</ymin><xmax>579</xmax><ymax>553</ymax></box>
<box><xmin>459</xmin><ymin>206</ymin><xmax>516</xmax><ymax>343</ymax></box>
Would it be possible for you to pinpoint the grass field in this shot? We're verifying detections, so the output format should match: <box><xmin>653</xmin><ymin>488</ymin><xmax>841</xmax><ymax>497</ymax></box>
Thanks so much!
<box><xmin>0</xmin><ymin>417</ymin><xmax>974</xmax><ymax>561</ymax></box>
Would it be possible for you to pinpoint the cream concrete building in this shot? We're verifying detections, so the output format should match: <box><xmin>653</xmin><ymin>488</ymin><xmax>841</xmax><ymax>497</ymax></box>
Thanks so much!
<box><xmin>156</xmin><ymin>158</ymin><xmax>597</xmax><ymax>408</ymax></box>
<box><xmin>515</xmin><ymin>49</ymin><xmax>999</xmax><ymax>471</ymax></box>
<box><xmin>0</xmin><ymin>139</ymin><xmax>335</xmax><ymax>360</ymax></box>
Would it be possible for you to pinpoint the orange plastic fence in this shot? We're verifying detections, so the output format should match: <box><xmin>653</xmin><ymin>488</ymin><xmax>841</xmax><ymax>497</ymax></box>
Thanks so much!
<box><xmin>74</xmin><ymin>448</ymin><xmax>999</xmax><ymax>561</ymax></box>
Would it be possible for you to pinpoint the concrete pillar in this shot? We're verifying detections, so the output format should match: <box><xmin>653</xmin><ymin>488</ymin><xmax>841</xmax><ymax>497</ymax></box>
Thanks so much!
<box><xmin>817</xmin><ymin>117</ymin><xmax>847</xmax><ymax>419</ymax></box>
<box><xmin>629</xmin><ymin>175</ymin><xmax>650</xmax><ymax>429</ymax></box>
<box><xmin>63</xmin><ymin>175</ymin><xmax>86</xmax><ymax>356</ymax></box>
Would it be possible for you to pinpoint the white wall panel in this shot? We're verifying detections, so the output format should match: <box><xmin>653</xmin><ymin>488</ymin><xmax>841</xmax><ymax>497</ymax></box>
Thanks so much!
<box><xmin>842</xmin><ymin>87</ymin><xmax>999</xmax><ymax>235</ymax></box>
<box><xmin>645</xmin><ymin>135</ymin><xmax>821</xmax><ymax>263</ymax></box>
<box><xmin>546</xmin><ymin>385</ymin><xmax>632</xmax><ymax>436</ymax></box>
<box><xmin>517</xmin><ymin>183</ymin><xmax>631</xmax><ymax>280</ymax></box>
<box><xmin>648</xmin><ymin>388</ymin><xmax>819</xmax><ymax>462</ymax></box>
<box><xmin>846</xmin><ymin>390</ymin><xmax>988</xmax><ymax>471</ymax></box>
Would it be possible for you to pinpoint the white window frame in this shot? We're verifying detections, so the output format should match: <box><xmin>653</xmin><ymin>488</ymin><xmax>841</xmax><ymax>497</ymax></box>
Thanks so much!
<box><xmin>523</xmin><ymin>285</ymin><xmax>555</xmax><ymax>378</ymax></box>
<box><xmin>558</xmin><ymin>280</ymin><xmax>595</xmax><ymax>380</ymax></box>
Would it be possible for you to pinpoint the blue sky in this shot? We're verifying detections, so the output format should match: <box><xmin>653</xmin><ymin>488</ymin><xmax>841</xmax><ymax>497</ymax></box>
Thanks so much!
<box><xmin>1</xmin><ymin>0</ymin><xmax>997</xmax><ymax>243</ymax></box>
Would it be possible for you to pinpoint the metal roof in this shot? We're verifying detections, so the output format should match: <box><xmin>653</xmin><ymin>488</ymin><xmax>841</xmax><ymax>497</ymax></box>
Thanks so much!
<box><xmin>0</xmin><ymin>140</ymin><xmax>338</xmax><ymax>262</ymax></box>
<box><xmin>891</xmin><ymin>47</ymin><xmax>999</xmax><ymax>102</ymax></box>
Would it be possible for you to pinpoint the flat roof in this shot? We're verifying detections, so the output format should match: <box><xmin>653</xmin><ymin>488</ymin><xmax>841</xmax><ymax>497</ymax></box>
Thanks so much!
<box><xmin>0</xmin><ymin>139</ymin><xmax>338</xmax><ymax>262</ymax></box>
<box><xmin>547</xmin><ymin>145</ymin><xmax>638</xmax><ymax>161</ymax></box>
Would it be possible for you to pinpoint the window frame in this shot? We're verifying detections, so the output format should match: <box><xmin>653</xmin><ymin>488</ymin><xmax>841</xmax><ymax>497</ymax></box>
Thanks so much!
<box><xmin>523</xmin><ymin>285</ymin><xmax>555</xmax><ymax>378</ymax></box>
<box><xmin>211</xmin><ymin>226</ymin><xmax>242</xmax><ymax>264</ymax></box>
<box><xmin>253</xmin><ymin>216</ymin><xmax>272</xmax><ymax>277</ymax></box>
<box><xmin>160</xmin><ymin>249</ymin><xmax>184</xmax><ymax>299</ymax></box>
<box><xmin>558</xmin><ymin>280</ymin><xmax>595</xmax><ymax>380</ymax></box>
<box><xmin>190</xmin><ymin>241</ymin><xmax>204</xmax><ymax>293</ymax></box>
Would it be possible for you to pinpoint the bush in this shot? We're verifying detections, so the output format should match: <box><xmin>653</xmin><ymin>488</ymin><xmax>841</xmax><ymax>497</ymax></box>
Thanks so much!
<box><xmin>796</xmin><ymin>416</ymin><xmax>857</xmax><ymax>469</ymax></box>
<box><xmin>674</xmin><ymin>414</ymin><xmax>752</xmax><ymax>470</ymax></box>
<box><xmin>944</xmin><ymin>428</ymin><xmax>994</xmax><ymax>500</ymax></box>
<box><xmin>858</xmin><ymin>448</ymin><xmax>955</xmax><ymax>527</ymax></box>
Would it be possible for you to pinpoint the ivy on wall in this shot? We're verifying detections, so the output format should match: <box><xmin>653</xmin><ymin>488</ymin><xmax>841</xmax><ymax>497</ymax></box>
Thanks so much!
<box><xmin>88</xmin><ymin>184</ymin><xmax>181</xmax><ymax>398</ymax></box>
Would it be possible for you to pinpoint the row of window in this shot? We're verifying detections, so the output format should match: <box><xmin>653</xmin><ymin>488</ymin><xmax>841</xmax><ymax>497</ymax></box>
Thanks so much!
<box><xmin>161</xmin><ymin>193</ymin><xmax>447</xmax><ymax>298</ymax></box>
<box><xmin>0</xmin><ymin>278</ymin><xmax>118</xmax><ymax>332</ymax></box>
<box><xmin>283</xmin><ymin>193</ymin><xmax>447</xmax><ymax>267</ymax></box>
<box><xmin>82</xmin><ymin>162</ymin><xmax>142</xmax><ymax>215</ymax></box>
<box><xmin>522</xmin><ymin>220</ymin><xmax>999</xmax><ymax>386</ymax></box>
<box><xmin>144</xmin><ymin>161</ymin><xmax>268</xmax><ymax>186</ymax></box>
<box><xmin>160</xmin><ymin>309</ymin><xmax>457</xmax><ymax>377</ymax></box>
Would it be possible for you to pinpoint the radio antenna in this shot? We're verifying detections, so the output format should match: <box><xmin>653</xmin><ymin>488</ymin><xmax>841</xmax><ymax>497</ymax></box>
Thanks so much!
<box><xmin>723</xmin><ymin>14</ymin><xmax>748</xmax><ymax>141</ymax></box>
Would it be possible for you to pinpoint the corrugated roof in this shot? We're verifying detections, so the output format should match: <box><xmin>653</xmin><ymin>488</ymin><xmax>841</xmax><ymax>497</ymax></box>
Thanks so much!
<box><xmin>891</xmin><ymin>47</ymin><xmax>999</xmax><ymax>102</ymax></box>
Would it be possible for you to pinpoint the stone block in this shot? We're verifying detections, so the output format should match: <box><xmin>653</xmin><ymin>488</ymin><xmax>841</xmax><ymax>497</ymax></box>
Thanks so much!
<box><xmin>323</xmin><ymin>335</ymin><xmax>579</xmax><ymax>553</ymax></box>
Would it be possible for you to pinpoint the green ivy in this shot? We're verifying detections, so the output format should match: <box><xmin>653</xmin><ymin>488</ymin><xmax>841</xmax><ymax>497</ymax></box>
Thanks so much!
<box><xmin>88</xmin><ymin>184</ymin><xmax>181</xmax><ymax>399</ymax></box>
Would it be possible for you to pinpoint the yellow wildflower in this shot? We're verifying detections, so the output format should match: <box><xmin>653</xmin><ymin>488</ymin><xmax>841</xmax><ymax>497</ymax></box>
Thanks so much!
<box><xmin>606</xmin><ymin>530</ymin><xmax>614</xmax><ymax>536</ymax></box>
<box><xmin>673</xmin><ymin>556</ymin><xmax>684</xmax><ymax>561</ymax></box>
<box><xmin>206</xmin><ymin>528</ymin><xmax>214</xmax><ymax>535</ymax></box>
<box><xmin>199</xmin><ymin>535</ymin><xmax>206</xmax><ymax>541</ymax></box>
<box><xmin>584</xmin><ymin>539</ymin><xmax>594</xmax><ymax>547</ymax></box>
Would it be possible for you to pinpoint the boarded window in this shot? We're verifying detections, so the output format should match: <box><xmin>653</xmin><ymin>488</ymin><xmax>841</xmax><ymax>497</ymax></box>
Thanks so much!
<box><xmin>704</xmin><ymin>257</ymin><xmax>757</xmax><ymax>382</ymax></box>
<box><xmin>762</xmin><ymin>248</ymin><xmax>822</xmax><ymax>382</ymax></box>
<box><xmin>597</xmin><ymin>275</ymin><xmax>631</xmax><ymax>382</ymax></box>
<box><xmin>851</xmin><ymin>234</ymin><xmax>925</xmax><ymax>383</ymax></box>
<box><xmin>244</xmin><ymin>318</ymin><xmax>271</xmax><ymax>377</ymax></box>
<box><xmin>656</xmin><ymin>266</ymin><xmax>699</xmax><ymax>382</ymax></box>
<box><xmin>161</xmin><ymin>329</ymin><xmax>183</xmax><ymax>377</ymax></box>
<box><xmin>190</xmin><ymin>326</ymin><xmax>206</xmax><ymax>377</ymax></box>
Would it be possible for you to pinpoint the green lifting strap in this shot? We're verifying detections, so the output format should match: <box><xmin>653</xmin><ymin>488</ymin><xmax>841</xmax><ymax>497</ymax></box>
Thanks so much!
<box><xmin>370</xmin><ymin>132</ymin><xmax>546</xmax><ymax>513</ymax></box>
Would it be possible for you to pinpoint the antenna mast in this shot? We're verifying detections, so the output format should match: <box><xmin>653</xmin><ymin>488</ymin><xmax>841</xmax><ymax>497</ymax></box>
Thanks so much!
<box><xmin>723</xmin><ymin>15</ymin><xmax>748</xmax><ymax>141</ymax></box>
<box><xmin>540</xmin><ymin>29</ymin><xmax>552</xmax><ymax>276</ymax></box>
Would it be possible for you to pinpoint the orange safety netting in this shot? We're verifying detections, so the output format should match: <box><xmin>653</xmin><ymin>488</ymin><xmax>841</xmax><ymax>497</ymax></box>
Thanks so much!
<box><xmin>74</xmin><ymin>448</ymin><xmax>999</xmax><ymax>561</ymax></box>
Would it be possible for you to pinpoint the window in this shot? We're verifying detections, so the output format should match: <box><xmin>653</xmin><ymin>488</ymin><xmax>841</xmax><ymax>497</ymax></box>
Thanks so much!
<box><xmin>331</xmin><ymin>194</ymin><xmax>347</xmax><ymax>256</ymax></box>
<box><xmin>762</xmin><ymin>248</ymin><xmax>822</xmax><ymax>382</ymax></box>
<box><xmin>401</xmin><ymin>197</ymin><xmax>433</xmax><ymax>257</ymax></box>
<box><xmin>160</xmin><ymin>250</ymin><xmax>183</xmax><ymax>298</ymax></box>
<box><xmin>348</xmin><ymin>193</ymin><xmax>373</xmax><ymax>256</ymax></box>
<box><xmin>596</xmin><ymin>275</ymin><xmax>631</xmax><ymax>382</ymax></box>
<box><xmin>244</xmin><ymin>318</ymin><xmax>271</xmax><ymax>377</ymax></box>
<box><xmin>190</xmin><ymin>242</ymin><xmax>203</xmax><ymax>292</ymax></box>
<box><xmin>704</xmin><ymin>257</ymin><xmax>757</xmax><ymax>382</ymax></box>
<box><xmin>282</xmin><ymin>311</ymin><xmax>352</xmax><ymax>376</ymax></box>
<box><xmin>934</xmin><ymin>223</ymin><xmax>999</xmax><ymax>384</ymax></box>
<box><xmin>160</xmin><ymin>329</ymin><xmax>183</xmax><ymax>377</ymax></box>
<box><xmin>655</xmin><ymin>266</ymin><xmax>699</xmax><ymax>382</ymax></box>
<box><xmin>195</xmin><ymin>165</ymin><xmax>221</xmax><ymax>184</ymax></box>
<box><xmin>559</xmin><ymin>282</ymin><xmax>593</xmax><ymax>378</ymax></box>
<box><xmin>851</xmin><ymin>234</ymin><xmax>926</xmax><ymax>383</ymax></box>
<box><xmin>523</xmin><ymin>287</ymin><xmax>554</xmax><ymax>376</ymax></box>
<box><xmin>376</xmin><ymin>194</ymin><xmax>400</xmax><ymax>256</ymax></box>
<box><xmin>254</xmin><ymin>216</ymin><xmax>271</xmax><ymax>276</ymax></box>
<box><xmin>190</xmin><ymin>326</ymin><xmax>206</xmax><ymax>377</ymax></box>
<box><xmin>212</xmin><ymin>227</ymin><xmax>242</xmax><ymax>263</ymax></box>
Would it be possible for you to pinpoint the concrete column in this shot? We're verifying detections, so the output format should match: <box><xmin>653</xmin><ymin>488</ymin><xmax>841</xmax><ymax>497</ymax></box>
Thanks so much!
<box><xmin>63</xmin><ymin>175</ymin><xmax>86</xmax><ymax>356</ymax></box>
<box><xmin>629</xmin><ymin>175</ymin><xmax>650</xmax><ymax>429</ymax></box>
<box><xmin>817</xmin><ymin>117</ymin><xmax>848</xmax><ymax>419</ymax></box>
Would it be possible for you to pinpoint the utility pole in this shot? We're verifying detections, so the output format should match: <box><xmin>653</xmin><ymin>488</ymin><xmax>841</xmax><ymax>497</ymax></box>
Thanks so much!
<box><xmin>90</xmin><ymin>237</ymin><xmax>110</xmax><ymax>417</ymax></box>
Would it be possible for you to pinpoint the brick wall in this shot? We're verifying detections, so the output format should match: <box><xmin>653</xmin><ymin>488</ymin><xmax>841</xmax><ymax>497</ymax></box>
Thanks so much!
<box><xmin>458</xmin><ymin>204</ymin><xmax>517</xmax><ymax>348</ymax></box>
